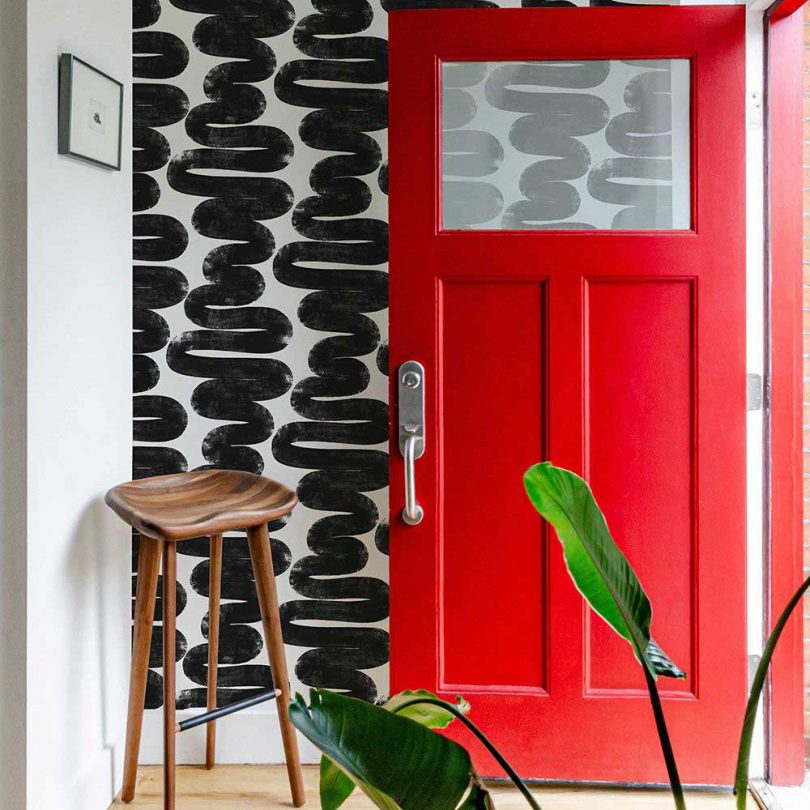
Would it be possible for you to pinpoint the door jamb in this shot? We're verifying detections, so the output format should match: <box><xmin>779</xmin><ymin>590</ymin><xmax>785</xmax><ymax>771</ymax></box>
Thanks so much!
<box><xmin>762</xmin><ymin>0</ymin><xmax>806</xmax><ymax>786</ymax></box>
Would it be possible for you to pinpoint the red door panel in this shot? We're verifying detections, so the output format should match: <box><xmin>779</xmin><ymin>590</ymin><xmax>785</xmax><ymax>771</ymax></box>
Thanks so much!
<box><xmin>389</xmin><ymin>6</ymin><xmax>747</xmax><ymax>785</ymax></box>
<box><xmin>440</xmin><ymin>280</ymin><xmax>548</xmax><ymax>692</ymax></box>
<box><xmin>585</xmin><ymin>279</ymin><xmax>695</xmax><ymax>698</ymax></box>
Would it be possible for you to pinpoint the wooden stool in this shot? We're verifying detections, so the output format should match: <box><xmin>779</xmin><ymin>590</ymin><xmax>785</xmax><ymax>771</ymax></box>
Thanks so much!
<box><xmin>105</xmin><ymin>470</ymin><xmax>306</xmax><ymax>809</ymax></box>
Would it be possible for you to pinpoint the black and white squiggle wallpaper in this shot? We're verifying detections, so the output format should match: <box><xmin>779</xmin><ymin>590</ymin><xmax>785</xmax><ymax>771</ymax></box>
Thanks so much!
<box><xmin>132</xmin><ymin>0</ymin><xmax>677</xmax><ymax>718</ymax></box>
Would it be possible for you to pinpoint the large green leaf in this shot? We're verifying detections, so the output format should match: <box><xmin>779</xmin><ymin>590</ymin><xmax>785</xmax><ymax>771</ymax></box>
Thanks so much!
<box><xmin>523</xmin><ymin>463</ymin><xmax>684</xmax><ymax>680</ymax></box>
<box><xmin>319</xmin><ymin>690</ymin><xmax>471</xmax><ymax>810</ymax></box>
<box><xmin>291</xmin><ymin>689</ymin><xmax>476</xmax><ymax>810</ymax></box>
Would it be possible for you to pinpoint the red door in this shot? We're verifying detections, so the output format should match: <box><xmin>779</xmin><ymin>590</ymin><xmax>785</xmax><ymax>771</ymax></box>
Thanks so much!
<box><xmin>389</xmin><ymin>7</ymin><xmax>746</xmax><ymax>786</ymax></box>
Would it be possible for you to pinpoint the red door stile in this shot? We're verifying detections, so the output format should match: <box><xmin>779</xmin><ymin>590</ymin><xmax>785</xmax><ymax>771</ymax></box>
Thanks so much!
<box><xmin>390</xmin><ymin>7</ymin><xmax>746</xmax><ymax>785</ymax></box>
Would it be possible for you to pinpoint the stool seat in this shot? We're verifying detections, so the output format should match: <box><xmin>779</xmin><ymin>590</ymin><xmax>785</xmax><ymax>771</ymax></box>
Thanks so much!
<box><xmin>105</xmin><ymin>470</ymin><xmax>298</xmax><ymax>542</ymax></box>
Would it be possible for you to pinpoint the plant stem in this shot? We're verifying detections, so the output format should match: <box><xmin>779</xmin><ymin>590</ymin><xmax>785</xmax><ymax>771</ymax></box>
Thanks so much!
<box><xmin>734</xmin><ymin>572</ymin><xmax>810</xmax><ymax>809</ymax></box>
<box><xmin>391</xmin><ymin>697</ymin><xmax>542</xmax><ymax>810</ymax></box>
<box><xmin>642</xmin><ymin>665</ymin><xmax>686</xmax><ymax>810</ymax></box>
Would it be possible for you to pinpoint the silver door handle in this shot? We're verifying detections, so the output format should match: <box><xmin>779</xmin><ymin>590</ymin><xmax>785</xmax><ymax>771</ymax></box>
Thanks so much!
<box><xmin>402</xmin><ymin>431</ymin><xmax>423</xmax><ymax>525</ymax></box>
<box><xmin>399</xmin><ymin>361</ymin><xmax>425</xmax><ymax>526</ymax></box>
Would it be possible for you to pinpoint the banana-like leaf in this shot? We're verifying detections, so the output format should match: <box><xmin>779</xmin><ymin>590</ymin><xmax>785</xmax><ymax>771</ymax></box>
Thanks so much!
<box><xmin>523</xmin><ymin>463</ymin><xmax>684</xmax><ymax>680</ymax></box>
<box><xmin>291</xmin><ymin>689</ymin><xmax>480</xmax><ymax>810</ymax></box>
<box><xmin>646</xmin><ymin>638</ymin><xmax>685</xmax><ymax>680</ymax></box>
<box><xmin>385</xmin><ymin>690</ymin><xmax>471</xmax><ymax>728</ymax></box>
<box><xmin>320</xmin><ymin>754</ymin><xmax>355</xmax><ymax>810</ymax></box>
<box><xmin>319</xmin><ymin>690</ymin><xmax>471</xmax><ymax>810</ymax></box>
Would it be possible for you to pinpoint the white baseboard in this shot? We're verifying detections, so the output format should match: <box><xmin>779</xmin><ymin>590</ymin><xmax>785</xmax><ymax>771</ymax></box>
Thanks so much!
<box><xmin>138</xmin><ymin>707</ymin><xmax>321</xmax><ymax>765</ymax></box>
<box><xmin>63</xmin><ymin>740</ymin><xmax>122</xmax><ymax>810</ymax></box>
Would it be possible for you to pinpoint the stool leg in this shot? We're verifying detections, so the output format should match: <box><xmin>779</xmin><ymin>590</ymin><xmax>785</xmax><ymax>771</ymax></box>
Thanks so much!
<box><xmin>247</xmin><ymin>523</ymin><xmax>306</xmax><ymax>808</ymax></box>
<box><xmin>121</xmin><ymin>535</ymin><xmax>162</xmax><ymax>803</ymax></box>
<box><xmin>206</xmin><ymin>534</ymin><xmax>223</xmax><ymax>770</ymax></box>
<box><xmin>163</xmin><ymin>542</ymin><xmax>177</xmax><ymax>810</ymax></box>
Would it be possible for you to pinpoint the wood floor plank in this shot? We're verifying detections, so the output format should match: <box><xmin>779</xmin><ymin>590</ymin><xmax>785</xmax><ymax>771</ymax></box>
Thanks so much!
<box><xmin>110</xmin><ymin>765</ymin><xmax>739</xmax><ymax>809</ymax></box>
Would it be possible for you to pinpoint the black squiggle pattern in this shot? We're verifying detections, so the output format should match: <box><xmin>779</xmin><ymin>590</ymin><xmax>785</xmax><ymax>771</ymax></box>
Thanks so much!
<box><xmin>165</xmin><ymin>0</ymin><xmax>295</xmax><ymax>709</ymax></box>
<box><xmin>166</xmin><ymin>0</ymin><xmax>295</xmax><ymax>474</ymax></box>
<box><xmin>442</xmin><ymin>61</ymin><xmax>505</xmax><ymax>229</ymax></box>
<box><xmin>588</xmin><ymin>61</ymin><xmax>675</xmax><ymax>227</ymax></box>
<box><xmin>273</xmin><ymin>0</ymin><xmax>389</xmax><ymax>701</ymax></box>
<box><xmin>134</xmin><ymin>0</ymin><xmax>161</xmax><ymax>28</ymax></box>
<box><xmin>132</xmin><ymin>0</ymin><xmax>191</xmax><ymax>709</ymax></box>
<box><xmin>177</xmin><ymin>525</ymin><xmax>292</xmax><ymax>708</ymax></box>
<box><xmin>447</xmin><ymin>58</ymin><xmax>679</xmax><ymax>229</ymax></box>
<box><xmin>485</xmin><ymin>61</ymin><xmax>610</xmax><ymax>228</ymax></box>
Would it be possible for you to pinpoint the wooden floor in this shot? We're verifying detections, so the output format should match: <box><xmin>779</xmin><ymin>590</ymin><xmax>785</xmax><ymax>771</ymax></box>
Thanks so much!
<box><xmin>110</xmin><ymin>765</ymin><xmax>741</xmax><ymax>809</ymax></box>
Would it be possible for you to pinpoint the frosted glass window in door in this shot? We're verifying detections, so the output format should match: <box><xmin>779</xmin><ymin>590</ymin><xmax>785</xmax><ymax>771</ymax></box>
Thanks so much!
<box><xmin>440</xmin><ymin>60</ymin><xmax>691</xmax><ymax>230</ymax></box>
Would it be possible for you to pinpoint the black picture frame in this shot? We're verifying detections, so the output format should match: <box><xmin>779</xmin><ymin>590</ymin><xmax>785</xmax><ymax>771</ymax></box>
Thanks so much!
<box><xmin>58</xmin><ymin>53</ymin><xmax>123</xmax><ymax>171</ymax></box>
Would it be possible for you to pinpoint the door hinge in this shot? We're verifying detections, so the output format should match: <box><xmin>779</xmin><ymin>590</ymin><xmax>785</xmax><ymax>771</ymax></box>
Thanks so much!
<box><xmin>747</xmin><ymin>373</ymin><xmax>763</xmax><ymax>412</ymax></box>
<box><xmin>748</xmin><ymin>654</ymin><xmax>761</xmax><ymax>692</ymax></box>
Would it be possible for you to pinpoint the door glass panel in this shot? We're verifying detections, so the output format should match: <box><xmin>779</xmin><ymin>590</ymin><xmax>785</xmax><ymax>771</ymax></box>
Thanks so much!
<box><xmin>440</xmin><ymin>59</ymin><xmax>691</xmax><ymax>230</ymax></box>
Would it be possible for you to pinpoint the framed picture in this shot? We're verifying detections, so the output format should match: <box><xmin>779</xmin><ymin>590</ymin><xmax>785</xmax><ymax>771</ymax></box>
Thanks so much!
<box><xmin>58</xmin><ymin>54</ymin><xmax>123</xmax><ymax>171</ymax></box>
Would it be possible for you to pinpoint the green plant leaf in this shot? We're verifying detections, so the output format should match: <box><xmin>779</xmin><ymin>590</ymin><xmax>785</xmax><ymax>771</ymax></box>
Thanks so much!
<box><xmin>645</xmin><ymin>638</ymin><xmax>686</xmax><ymax>679</ymax></box>
<box><xmin>385</xmin><ymin>690</ymin><xmax>471</xmax><ymax>728</ymax></box>
<box><xmin>734</xmin><ymin>572</ymin><xmax>810</xmax><ymax>808</ymax></box>
<box><xmin>319</xmin><ymin>689</ymin><xmax>471</xmax><ymax>809</ymax></box>
<box><xmin>291</xmin><ymin>689</ymin><xmax>475</xmax><ymax>810</ymax></box>
<box><xmin>524</xmin><ymin>463</ymin><xmax>686</xmax><ymax>810</ymax></box>
<box><xmin>523</xmin><ymin>463</ymin><xmax>684</xmax><ymax>680</ymax></box>
<box><xmin>320</xmin><ymin>752</ymin><xmax>356</xmax><ymax>810</ymax></box>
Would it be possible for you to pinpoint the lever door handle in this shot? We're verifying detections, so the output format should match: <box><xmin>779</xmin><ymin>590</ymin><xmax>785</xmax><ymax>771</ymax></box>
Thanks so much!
<box><xmin>402</xmin><ymin>431</ymin><xmax>423</xmax><ymax>525</ymax></box>
<box><xmin>398</xmin><ymin>361</ymin><xmax>425</xmax><ymax>526</ymax></box>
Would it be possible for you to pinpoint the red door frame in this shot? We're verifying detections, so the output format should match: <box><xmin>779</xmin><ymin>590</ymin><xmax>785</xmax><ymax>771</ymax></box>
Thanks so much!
<box><xmin>765</xmin><ymin>0</ymin><xmax>806</xmax><ymax>786</ymax></box>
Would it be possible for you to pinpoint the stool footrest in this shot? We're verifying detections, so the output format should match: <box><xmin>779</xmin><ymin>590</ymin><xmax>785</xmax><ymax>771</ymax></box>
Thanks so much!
<box><xmin>176</xmin><ymin>688</ymin><xmax>282</xmax><ymax>733</ymax></box>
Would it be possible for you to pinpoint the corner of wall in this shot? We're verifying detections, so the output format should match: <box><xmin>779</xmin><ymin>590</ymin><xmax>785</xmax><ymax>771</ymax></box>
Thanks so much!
<box><xmin>0</xmin><ymin>0</ymin><xmax>28</xmax><ymax>805</ymax></box>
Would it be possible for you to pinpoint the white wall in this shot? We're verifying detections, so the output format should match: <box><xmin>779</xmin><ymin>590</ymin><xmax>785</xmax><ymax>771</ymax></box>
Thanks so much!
<box><xmin>0</xmin><ymin>1</ymin><xmax>132</xmax><ymax>808</ymax></box>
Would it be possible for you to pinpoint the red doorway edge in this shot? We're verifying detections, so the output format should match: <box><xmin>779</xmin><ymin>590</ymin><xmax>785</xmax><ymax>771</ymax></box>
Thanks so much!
<box><xmin>766</xmin><ymin>2</ymin><xmax>805</xmax><ymax>786</ymax></box>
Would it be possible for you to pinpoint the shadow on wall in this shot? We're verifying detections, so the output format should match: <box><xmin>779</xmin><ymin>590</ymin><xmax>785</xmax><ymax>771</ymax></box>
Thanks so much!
<box><xmin>0</xmin><ymin>0</ymin><xmax>27</xmax><ymax>805</ymax></box>
<box><xmin>64</xmin><ymin>496</ymin><xmax>130</xmax><ymax>799</ymax></box>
